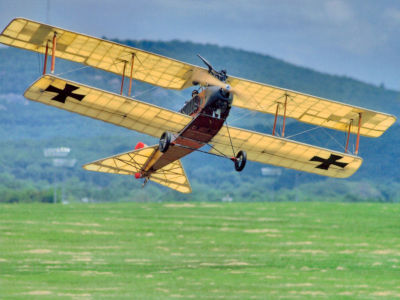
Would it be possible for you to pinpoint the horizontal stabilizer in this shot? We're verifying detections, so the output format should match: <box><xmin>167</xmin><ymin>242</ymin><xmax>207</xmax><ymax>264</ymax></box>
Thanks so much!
<box><xmin>83</xmin><ymin>145</ymin><xmax>192</xmax><ymax>194</ymax></box>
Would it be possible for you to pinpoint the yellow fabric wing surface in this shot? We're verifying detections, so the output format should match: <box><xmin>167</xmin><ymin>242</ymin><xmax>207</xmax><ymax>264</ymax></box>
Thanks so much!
<box><xmin>210</xmin><ymin>126</ymin><xmax>362</xmax><ymax>178</ymax></box>
<box><xmin>227</xmin><ymin>77</ymin><xmax>396</xmax><ymax>138</ymax></box>
<box><xmin>24</xmin><ymin>75</ymin><xmax>192</xmax><ymax>138</ymax></box>
<box><xmin>0</xmin><ymin>18</ymin><xmax>195</xmax><ymax>90</ymax></box>
<box><xmin>83</xmin><ymin>145</ymin><xmax>192</xmax><ymax>193</ymax></box>
<box><xmin>1</xmin><ymin>18</ymin><xmax>395</xmax><ymax>137</ymax></box>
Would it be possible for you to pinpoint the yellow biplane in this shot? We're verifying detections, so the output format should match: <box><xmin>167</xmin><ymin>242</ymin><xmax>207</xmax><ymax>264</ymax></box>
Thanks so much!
<box><xmin>0</xmin><ymin>18</ymin><xmax>396</xmax><ymax>193</ymax></box>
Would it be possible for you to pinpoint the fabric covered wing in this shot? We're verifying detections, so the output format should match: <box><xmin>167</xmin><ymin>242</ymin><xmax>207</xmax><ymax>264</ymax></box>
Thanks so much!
<box><xmin>210</xmin><ymin>126</ymin><xmax>362</xmax><ymax>178</ymax></box>
<box><xmin>3</xmin><ymin>18</ymin><xmax>394</xmax><ymax>138</ymax></box>
<box><xmin>227</xmin><ymin>77</ymin><xmax>396</xmax><ymax>138</ymax></box>
<box><xmin>0</xmin><ymin>18</ymin><xmax>198</xmax><ymax>90</ymax></box>
<box><xmin>24</xmin><ymin>75</ymin><xmax>192</xmax><ymax>138</ymax></box>
<box><xmin>83</xmin><ymin>145</ymin><xmax>192</xmax><ymax>193</ymax></box>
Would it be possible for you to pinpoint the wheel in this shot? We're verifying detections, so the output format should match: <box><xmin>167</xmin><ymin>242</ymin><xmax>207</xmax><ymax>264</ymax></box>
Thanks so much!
<box><xmin>159</xmin><ymin>131</ymin><xmax>172</xmax><ymax>153</ymax></box>
<box><xmin>234</xmin><ymin>150</ymin><xmax>247</xmax><ymax>172</ymax></box>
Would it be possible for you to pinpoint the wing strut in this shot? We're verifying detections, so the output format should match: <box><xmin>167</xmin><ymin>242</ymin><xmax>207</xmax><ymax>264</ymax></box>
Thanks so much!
<box><xmin>345</xmin><ymin>119</ymin><xmax>353</xmax><ymax>153</ymax></box>
<box><xmin>128</xmin><ymin>54</ymin><xmax>135</xmax><ymax>97</ymax></box>
<box><xmin>120</xmin><ymin>61</ymin><xmax>127</xmax><ymax>95</ymax></box>
<box><xmin>272</xmin><ymin>94</ymin><xmax>289</xmax><ymax>137</ymax></box>
<box><xmin>43</xmin><ymin>40</ymin><xmax>49</xmax><ymax>75</ymax></box>
<box><xmin>355</xmin><ymin>113</ymin><xmax>362</xmax><ymax>155</ymax></box>
<box><xmin>282</xmin><ymin>94</ymin><xmax>288</xmax><ymax>137</ymax></box>
<box><xmin>51</xmin><ymin>32</ymin><xmax>57</xmax><ymax>74</ymax></box>
<box><xmin>272</xmin><ymin>103</ymin><xmax>279</xmax><ymax>136</ymax></box>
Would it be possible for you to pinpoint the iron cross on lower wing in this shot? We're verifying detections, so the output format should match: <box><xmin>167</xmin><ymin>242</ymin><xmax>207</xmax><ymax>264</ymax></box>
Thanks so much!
<box><xmin>44</xmin><ymin>83</ymin><xmax>85</xmax><ymax>103</ymax></box>
<box><xmin>310</xmin><ymin>154</ymin><xmax>348</xmax><ymax>170</ymax></box>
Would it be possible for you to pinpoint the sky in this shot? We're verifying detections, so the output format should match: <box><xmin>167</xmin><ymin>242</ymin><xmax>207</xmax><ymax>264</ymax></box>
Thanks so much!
<box><xmin>0</xmin><ymin>0</ymin><xmax>399</xmax><ymax>90</ymax></box>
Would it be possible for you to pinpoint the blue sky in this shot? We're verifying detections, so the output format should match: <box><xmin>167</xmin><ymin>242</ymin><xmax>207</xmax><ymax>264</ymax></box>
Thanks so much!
<box><xmin>1</xmin><ymin>0</ymin><xmax>399</xmax><ymax>90</ymax></box>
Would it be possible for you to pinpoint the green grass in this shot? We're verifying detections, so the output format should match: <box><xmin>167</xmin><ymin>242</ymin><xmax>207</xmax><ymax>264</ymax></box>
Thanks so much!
<box><xmin>1</xmin><ymin>202</ymin><xmax>399</xmax><ymax>299</ymax></box>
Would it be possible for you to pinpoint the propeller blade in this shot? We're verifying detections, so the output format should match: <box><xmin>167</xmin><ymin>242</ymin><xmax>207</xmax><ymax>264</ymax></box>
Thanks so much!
<box><xmin>197</xmin><ymin>54</ymin><xmax>214</xmax><ymax>73</ymax></box>
<box><xmin>191</xmin><ymin>69</ymin><xmax>253</xmax><ymax>104</ymax></box>
<box><xmin>191</xmin><ymin>69</ymin><xmax>229</xmax><ymax>89</ymax></box>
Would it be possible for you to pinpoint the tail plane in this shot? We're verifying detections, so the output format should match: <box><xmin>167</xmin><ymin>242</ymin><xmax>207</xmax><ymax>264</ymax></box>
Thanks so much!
<box><xmin>83</xmin><ymin>144</ymin><xmax>192</xmax><ymax>194</ymax></box>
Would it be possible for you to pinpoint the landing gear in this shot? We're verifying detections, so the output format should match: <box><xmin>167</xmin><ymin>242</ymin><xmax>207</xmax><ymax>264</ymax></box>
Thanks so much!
<box><xmin>234</xmin><ymin>150</ymin><xmax>247</xmax><ymax>172</ymax></box>
<box><xmin>159</xmin><ymin>131</ymin><xmax>172</xmax><ymax>153</ymax></box>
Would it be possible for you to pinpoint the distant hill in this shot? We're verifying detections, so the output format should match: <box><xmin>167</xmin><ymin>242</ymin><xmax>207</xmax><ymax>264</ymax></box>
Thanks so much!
<box><xmin>0</xmin><ymin>40</ymin><xmax>399</xmax><ymax>202</ymax></box>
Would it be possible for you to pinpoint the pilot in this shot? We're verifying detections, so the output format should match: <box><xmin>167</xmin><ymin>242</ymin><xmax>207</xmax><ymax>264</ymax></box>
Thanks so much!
<box><xmin>179</xmin><ymin>90</ymin><xmax>200</xmax><ymax>115</ymax></box>
<box><xmin>219</xmin><ymin>69</ymin><xmax>227</xmax><ymax>82</ymax></box>
<box><xmin>192</xmin><ymin>90</ymin><xmax>200</xmax><ymax>112</ymax></box>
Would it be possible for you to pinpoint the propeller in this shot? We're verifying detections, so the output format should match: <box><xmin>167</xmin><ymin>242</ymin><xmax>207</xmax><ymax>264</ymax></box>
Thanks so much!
<box><xmin>190</xmin><ymin>56</ymin><xmax>248</xmax><ymax>102</ymax></box>
<box><xmin>191</xmin><ymin>68</ymin><xmax>231</xmax><ymax>90</ymax></box>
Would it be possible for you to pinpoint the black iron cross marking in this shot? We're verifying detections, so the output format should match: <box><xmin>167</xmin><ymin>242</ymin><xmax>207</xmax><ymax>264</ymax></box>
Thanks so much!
<box><xmin>310</xmin><ymin>154</ymin><xmax>348</xmax><ymax>170</ymax></box>
<box><xmin>44</xmin><ymin>84</ymin><xmax>85</xmax><ymax>103</ymax></box>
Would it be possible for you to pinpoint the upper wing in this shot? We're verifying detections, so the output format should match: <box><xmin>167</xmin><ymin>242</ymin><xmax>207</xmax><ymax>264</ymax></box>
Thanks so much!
<box><xmin>2</xmin><ymin>18</ymin><xmax>395</xmax><ymax>137</ymax></box>
<box><xmin>83</xmin><ymin>145</ymin><xmax>192</xmax><ymax>193</ymax></box>
<box><xmin>24</xmin><ymin>75</ymin><xmax>192</xmax><ymax>138</ymax></box>
<box><xmin>210</xmin><ymin>126</ymin><xmax>362</xmax><ymax>178</ymax></box>
<box><xmin>0</xmin><ymin>18</ymin><xmax>201</xmax><ymax>90</ymax></box>
<box><xmin>227</xmin><ymin>76</ymin><xmax>396</xmax><ymax>138</ymax></box>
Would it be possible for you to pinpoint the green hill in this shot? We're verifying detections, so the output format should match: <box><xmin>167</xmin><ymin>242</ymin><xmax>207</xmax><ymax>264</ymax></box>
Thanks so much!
<box><xmin>0</xmin><ymin>40</ymin><xmax>399</xmax><ymax>202</ymax></box>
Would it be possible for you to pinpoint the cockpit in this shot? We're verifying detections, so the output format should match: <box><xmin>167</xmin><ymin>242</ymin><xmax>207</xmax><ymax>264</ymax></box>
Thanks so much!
<box><xmin>179</xmin><ymin>87</ymin><xmax>233</xmax><ymax>120</ymax></box>
<box><xmin>179</xmin><ymin>90</ymin><xmax>201</xmax><ymax>116</ymax></box>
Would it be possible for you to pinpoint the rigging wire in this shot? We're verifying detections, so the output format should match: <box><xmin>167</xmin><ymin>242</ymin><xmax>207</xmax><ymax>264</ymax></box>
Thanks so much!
<box><xmin>321</xmin><ymin>128</ymin><xmax>346</xmax><ymax>152</ymax></box>
<box><xmin>285</xmin><ymin>126</ymin><xmax>322</xmax><ymax>139</ymax></box>
<box><xmin>54</xmin><ymin>65</ymin><xmax>91</xmax><ymax>77</ymax></box>
<box><xmin>132</xmin><ymin>86</ymin><xmax>158</xmax><ymax>98</ymax></box>
<box><xmin>37</xmin><ymin>52</ymin><xmax>42</xmax><ymax>75</ymax></box>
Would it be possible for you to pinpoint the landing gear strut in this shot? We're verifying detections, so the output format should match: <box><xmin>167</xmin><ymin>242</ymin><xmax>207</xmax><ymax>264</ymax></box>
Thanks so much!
<box><xmin>159</xmin><ymin>131</ymin><xmax>172</xmax><ymax>153</ymax></box>
<box><xmin>233</xmin><ymin>150</ymin><xmax>247</xmax><ymax>172</ymax></box>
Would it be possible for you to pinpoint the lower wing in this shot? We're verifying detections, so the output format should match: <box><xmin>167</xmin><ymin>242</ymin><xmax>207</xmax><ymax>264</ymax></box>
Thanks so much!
<box><xmin>24</xmin><ymin>75</ymin><xmax>192</xmax><ymax>138</ymax></box>
<box><xmin>210</xmin><ymin>126</ymin><xmax>362</xmax><ymax>178</ymax></box>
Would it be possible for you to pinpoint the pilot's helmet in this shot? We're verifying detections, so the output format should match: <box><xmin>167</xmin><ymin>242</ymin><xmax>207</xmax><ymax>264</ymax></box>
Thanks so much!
<box><xmin>192</xmin><ymin>90</ymin><xmax>199</xmax><ymax>97</ymax></box>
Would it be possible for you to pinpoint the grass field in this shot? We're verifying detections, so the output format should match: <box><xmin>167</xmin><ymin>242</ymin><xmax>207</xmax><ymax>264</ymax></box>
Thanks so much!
<box><xmin>0</xmin><ymin>202</ymin><xmax>399</xmax><ymax>299</ymax></box>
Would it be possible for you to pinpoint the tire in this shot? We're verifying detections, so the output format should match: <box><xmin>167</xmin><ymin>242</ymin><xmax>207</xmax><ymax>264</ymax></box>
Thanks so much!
<box><xmin>234</xmin><ymin>150</ymin><xmax>247</xmax><ymax>172</ymax></box>
<box><xmin>159</xmin><ymin>131</ymin><xmax>172</xmax><ymax>153</ymax></box>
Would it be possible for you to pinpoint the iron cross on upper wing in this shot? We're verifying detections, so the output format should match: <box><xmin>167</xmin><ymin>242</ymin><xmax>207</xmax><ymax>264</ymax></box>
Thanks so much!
<box><xmin>44</xmin><ymin>84</ymin><xmax>85</xmax><ymax>103</ymax></box>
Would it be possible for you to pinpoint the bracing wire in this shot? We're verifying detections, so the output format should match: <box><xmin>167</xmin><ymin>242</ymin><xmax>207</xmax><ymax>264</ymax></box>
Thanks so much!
<box><xmin>285</xmin><ymin>126</ymin><xmax>322</xmax><ymax>139</ymax></box>
<box><xmin>321</xmin><ymin>128</ymin><xmax>346</xmax><ymax>152</ymax></box>
<box><xmin>55</xmin><ymin>65</ymin><xmax>91</xmax><ymax>77</ymax></box>
<box><xmin>37</xmin><ymin>52</ymin><xmax>42</xmax><ymax>75</ymax></box>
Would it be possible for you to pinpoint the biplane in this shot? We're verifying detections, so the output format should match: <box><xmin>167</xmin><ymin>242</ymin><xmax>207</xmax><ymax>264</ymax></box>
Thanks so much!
<box><xmin>0</xmin><ymin>18</ymin><xmax>396</xmax><ymax>193</ymax></box>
